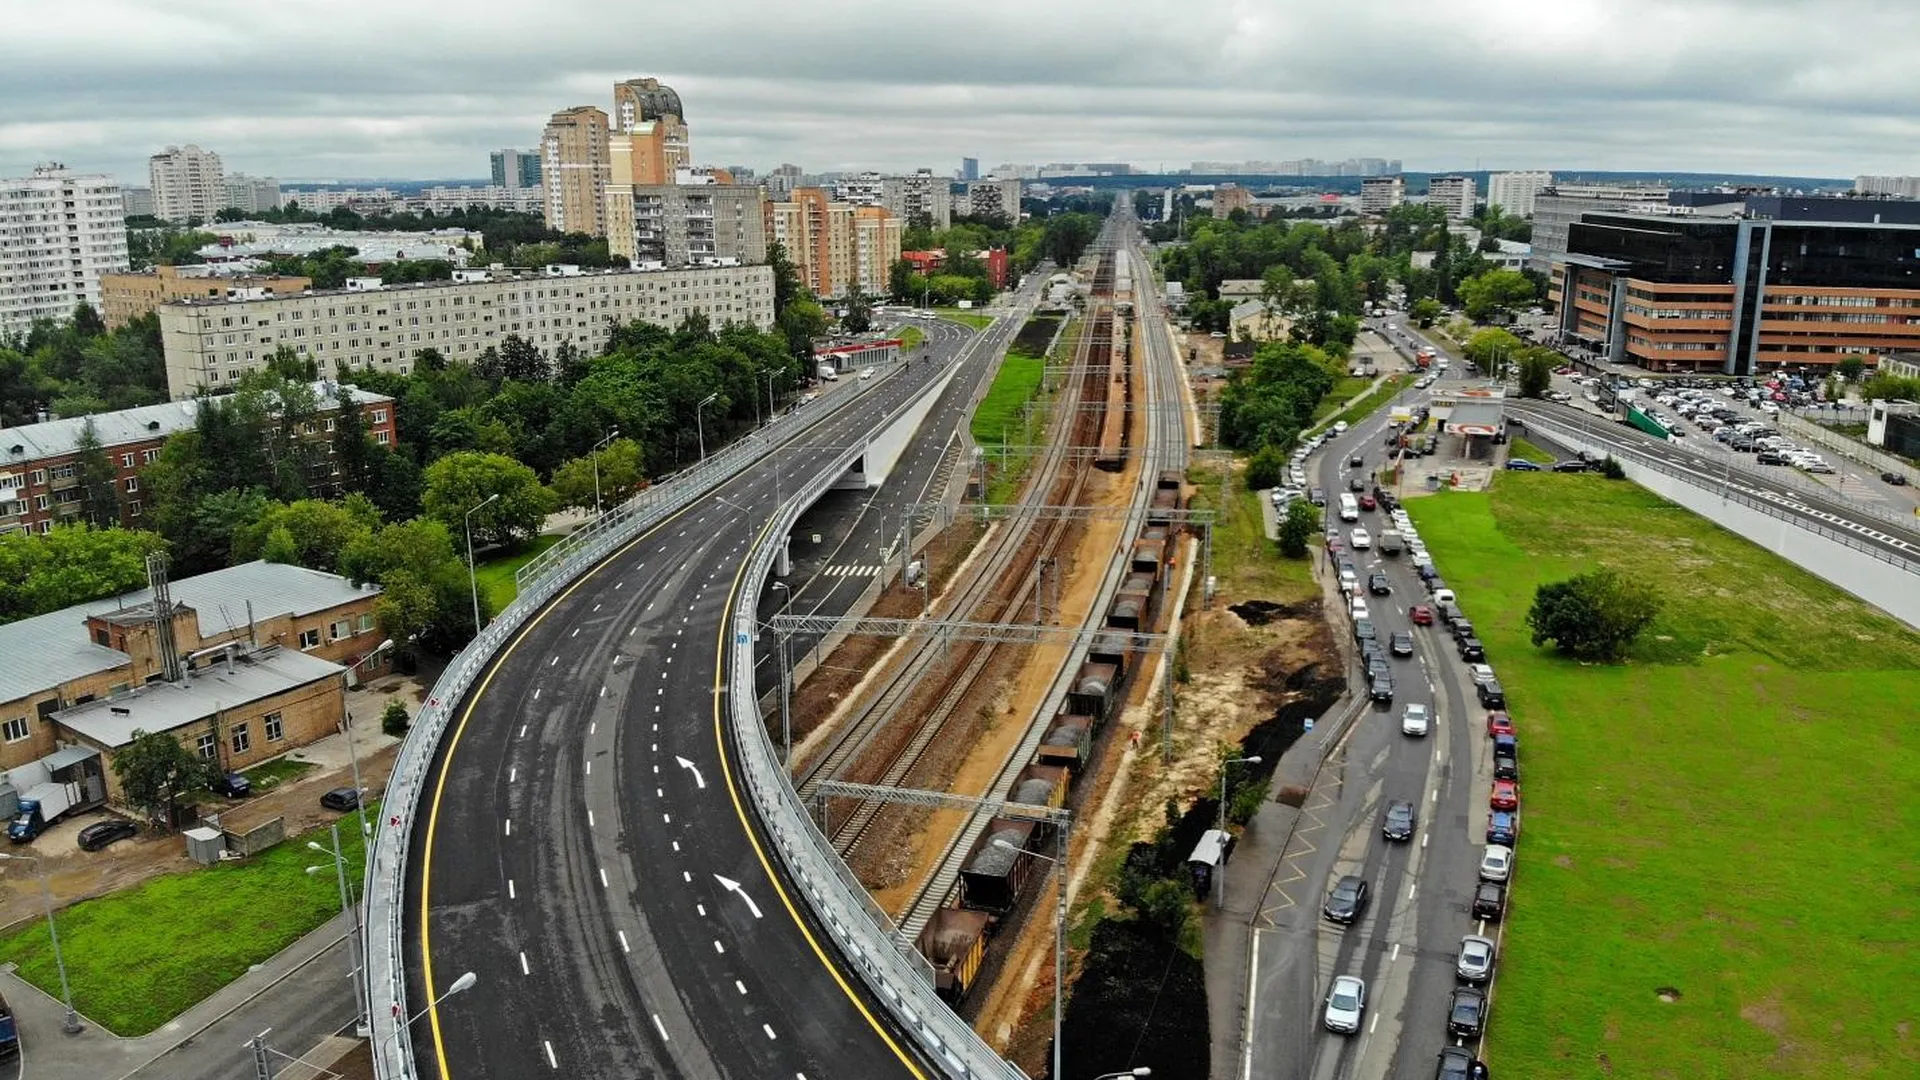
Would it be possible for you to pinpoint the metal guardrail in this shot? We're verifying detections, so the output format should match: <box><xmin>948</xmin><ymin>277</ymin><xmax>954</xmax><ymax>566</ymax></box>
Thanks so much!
<box><xmin>1515</xmin><ymin>408</ymin><xmax>1920</xmax><ymax>574</ymax></box>
<box><xmin>365</xmin><ymin>368</ymin><xmax>883</xmax><ymax>1080</ymax></box>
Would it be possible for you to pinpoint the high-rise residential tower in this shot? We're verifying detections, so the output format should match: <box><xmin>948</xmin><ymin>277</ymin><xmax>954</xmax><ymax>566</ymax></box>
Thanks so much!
<box><xmin>148</xmin><ymin>144</ymin><xmax>224</xmax><ymax>223</ymax></box>
<box><xmin>541</xmin><ymin>106</ymin><xmax>611</xmax><ymax>236</ymax></box>
<box><xmin>613</xmin><ymin>78</ymin><xmax>690</xmax><ymax>174</ymax></box>
<box><xmin>491</xmin><ymin>149</ymin><xmax>542</xmax><ymax>189</ymax></box>
<box><xmin>1486</xmin><ymin>171</ymin><xmax>1554</xmax><ymax>218</ymax></box>
<box><xmin>0</xmin><ymin>164</ymin><xmax>130</xmax><ymax>336</ymax></box>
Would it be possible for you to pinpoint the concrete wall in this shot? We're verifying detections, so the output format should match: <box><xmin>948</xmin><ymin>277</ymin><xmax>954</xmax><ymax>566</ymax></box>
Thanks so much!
<box><xmin>1776</xmin><ymin>410</ymin><xmax>1912</xmax><ymax>477</ymax></box>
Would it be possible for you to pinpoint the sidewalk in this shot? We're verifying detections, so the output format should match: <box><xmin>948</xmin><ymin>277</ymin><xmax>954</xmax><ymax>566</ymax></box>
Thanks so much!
<box><xmin>0</xmin><ymin>911</ymin><xmax>355</xmax><ymax>1080</ymax></box>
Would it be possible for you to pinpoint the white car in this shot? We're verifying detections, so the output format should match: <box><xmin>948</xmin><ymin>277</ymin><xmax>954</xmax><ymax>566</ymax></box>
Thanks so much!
<box><xmin>1350</xmin><ymin>528</ymin><xmax>1372</xmax><ymax>550</ymax></box>
<box><xmin>1338</xmin><ymin>566</ymin><xmax>1359</xmax><ymax>589</ymax></box>
<box><xmin>1323</xmin><ymin>975</ymin><xmax>1367</xmax><ymax>1034</ymax></box>
<box><xmin>1350</xmin><ymin>598</ymin><xmax>1370</xmax><ymax>621</ymax></box>
<box><xmin>1333</xmin><ymin>421</ymin><xmax>1349</xmax><ymax>434</ymax></box>
<box><xmin>1480</xmin><ymin>845</ymin><xmax>1514</xmax><ymax>883</ymax></box>
<box><xmin>1457</xmin><ymin>935</ymin><xmax>1496</xmax><ymax>982</ymax></box>
<box><xmin>1468</xmin><ymin>663</ymin><xmax>1496</xmax><ymax>685</ymax></box>
<box><xmin>1431</xmin><ymin>587</ymin><xmax>1455</xmax><ymax>606</ymax></box>
<box><xmin>1401</xmin><ymin>703</ymin><xmax>1430</xmax><ymax>737</ymax></box>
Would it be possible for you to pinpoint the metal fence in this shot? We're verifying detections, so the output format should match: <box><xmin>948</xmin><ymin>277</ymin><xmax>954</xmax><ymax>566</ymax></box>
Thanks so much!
<box><xmin>364</xmin><ymin>370</ymin><xmax>877</xmax><ymax>1080</ymax></box>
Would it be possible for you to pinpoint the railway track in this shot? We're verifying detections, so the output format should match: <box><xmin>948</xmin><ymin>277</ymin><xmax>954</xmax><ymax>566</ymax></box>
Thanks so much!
<box><xmin>793</xmin><ymin>238</ymin><xmax>1126</xmax><ymax>863</ymax></box>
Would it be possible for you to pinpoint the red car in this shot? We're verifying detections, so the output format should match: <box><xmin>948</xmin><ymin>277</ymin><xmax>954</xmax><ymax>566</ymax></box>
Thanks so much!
<box><xmin>1409</xmin><ymin>604</ymin><xmax>1434</xmax><ymax>626</ymax></box>
<box><xmin>1490</xmin><ymin>779</ymin><xmax>1519</xmax><ymax>811</ymax></box>
<box><xmin>1486</xmin><ymin>711</ymin><xmax>1515</xmax><ymax>738</ymax></box>
<box><xmin>1359</xmin><ymin>493</ymin><xmax>1377</xmax><ymax>511</ymax></box>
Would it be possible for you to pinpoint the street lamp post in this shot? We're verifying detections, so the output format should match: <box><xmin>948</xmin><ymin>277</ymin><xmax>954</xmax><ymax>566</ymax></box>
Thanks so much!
<box><xmin>1216</xmin><ymin>755</ymin><xmax>1264</xmax><ymax>907</ymax></box>
<box><xmin>590</xmin><ymin>428</ymin><xmax>621</xmax><ymax>518</ymax></box>
<box><xmin>342</xmin><ymin>637</ymin><xmax>398</xmax><ymax>847</ymax></box>
<box><xmin>996</xmin><ymin>835</ymin><xmax>1069</xmax><ymax>1080</ymax></box>
<box><xmin>770</xmin><ymin>582</ymin><xmax>793</xmax><ymax>770</ymax></box>
<box><xmin>306</xmin><ymin>823</ymin><xmax>371</xmax><ymax>1036</ymax></box>
<box><xmin>766</xmin><ymin>369</ymin><xmax>778</xmax><ymax>424</ymax></box>
<box><xmin>696</xmin><ymin>392</ymin><xmax>720</xmax><ymax>462</ymax></box>
<box><xmin>0</xmin><ymin>853</ymin><xmax>79</xmax><ymax>1033</ymax></box>
<box><xmin>378</xmin><ymin>970</ymin><xmax>478</xmax><ymax>1070</ymax></box>
<box><xmin>464</xmin><ymin>493</ymin><xmax>501</xmax><ymax>638</ymax></box>
<box><xmin>1094</xmin><ymin>1070</ymin><xmax>1153</xmax><ymax>1079</ymax></box>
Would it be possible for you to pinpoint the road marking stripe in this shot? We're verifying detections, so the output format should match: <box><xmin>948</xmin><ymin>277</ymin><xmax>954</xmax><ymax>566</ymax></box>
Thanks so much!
<box><xmin>544</xmin><ymin>1041</ymin><xmax>557</xmax><ymax>1068</ymax></box>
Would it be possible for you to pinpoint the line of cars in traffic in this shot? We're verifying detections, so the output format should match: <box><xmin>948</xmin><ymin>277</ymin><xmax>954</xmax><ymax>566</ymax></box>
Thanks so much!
<box><xmin>1318</xmin><ymin>482</ymin><xmax>1513</xmax><ymax>1079</ymax></box>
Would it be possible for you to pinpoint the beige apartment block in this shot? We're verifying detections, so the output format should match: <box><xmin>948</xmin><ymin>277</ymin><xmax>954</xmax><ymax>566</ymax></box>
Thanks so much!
<box><xmin>542</xmin><ymin>106</ymin><xmax>610</xmax><ymax>236</ymax></box>
<box><xmin>149</xmin><ymin>144</ymin><xmax>225</xmax><ymax>223</ymax></box>
<box><xmin>852</xmin><ymin>205</ymin><xmax>903</xmax><ymax>297</ymax></box>
<box><xmin>766</xmin><ymin>188</ymin><xmax>902</xmax><ymax>299</ymax></box>
<box><xmin>100</xmin><ymin>264</ymin><xmax>312</xmax><ymax>329</ymax></box>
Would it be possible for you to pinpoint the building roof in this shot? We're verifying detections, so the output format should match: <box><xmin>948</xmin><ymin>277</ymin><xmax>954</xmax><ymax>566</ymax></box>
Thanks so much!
<box><xmin>55</xmin><ymin>645</ymin><xmax>342</xmax><ymax>749</ymax></box>
<box><xmin>0</xmin><ymin>561</ymin><xmax>378</xmax><ymax>706</ymax></box>
<box><xmin>1446</xmin><ymin>401</ymin><xmax>1508</xmax><ymax>437</ymax></box>
<box><xmin>0</xmin><ymin>382</ymin><xmax>391</xmax><ymax>462</ymax></box>
<box><xmin>1218</xmin><ymin>279</ymin><xmax>1265</xmax><ymax>298</ymax></box>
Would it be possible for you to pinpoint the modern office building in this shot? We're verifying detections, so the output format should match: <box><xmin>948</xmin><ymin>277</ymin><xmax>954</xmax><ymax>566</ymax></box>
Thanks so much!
<box><xmin>222</xmin><ymin>174</ymin><xmax>282</xmax><ymax>215</ymax></box>
<box><xmin>606</xmin><ymin>172</ymin><xmax>767</xmax><ymax>268</ymax></box>
<box><xmin>541</xmin><ymin>106</ymin><xmax>611</xmax><ymax>236</ymax></box>
<box><xmin>1529</xmin><ymin>182</ymin><xmax>1673</xmax><ymax>272</ymax></box>
<box><xmin>0</xmin><ymin>164</ymin><xmax>130</xmax><ymax>338</ymax></box>
<box><xmin>491</xmin><ymin>149</ymin><xmax>542</xmax><ymax>189</ymax></box>
<box><xmin>1426</xmin><ymin>176</ymin><xmax>1476</xmax><ymax>219</ymax></box>
<box><xmin>1486</xmin><ymin>171</ymin><xmax>1554</xmax><ymax>218</ymax></box>
<box><xmin>0</xmin><ymin>381</ymin><xmax>393</xmax><ymax>533</ymax></box>
<box><xmin>157</xmin><ymin>263</ymin><xmax>775</xmax><ymax>397</ymax></box>
<box><xmin>961</xmin><ymin>157</ymin><xmax>980</xmax><ymax>182</ymax></box>
<box><xmin>99</xmin><ymin>264</ymin><xmax>313</xmax><ymax>329</ymax></box>
<box><xmin>1360</xmin><ymin>175</ymin><xmax>1405</xmax><ymax>214</ymax></box>
<box><xmin>766</xmin><ymin>189</ymin><xmax>899</xmax><ymax>298</ymax></box>
<box><xmin>148</xmin><ymin>145</ymin><xmax>225</xmax><ymax>223</ymax></box>
<box><xmin>882</xmin><ymin>170</ymin><xmax>951</xmax><ymax>229</ymax></box>
<box><xmin>1556</xmin><ymin>196</ymin><xmax>1920</xmax><ymax>374</ymax></box>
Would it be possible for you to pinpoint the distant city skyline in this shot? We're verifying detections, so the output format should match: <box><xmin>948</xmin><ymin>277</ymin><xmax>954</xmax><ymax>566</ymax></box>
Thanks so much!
<box><xmin>4</xmin><ymin>1</ymin><xmax>1917</xmax><ymax>184</ymax></box>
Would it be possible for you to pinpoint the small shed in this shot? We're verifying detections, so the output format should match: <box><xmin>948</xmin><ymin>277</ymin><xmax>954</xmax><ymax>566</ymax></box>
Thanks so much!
<box><xmin>184</xmin><ymin>826</ymin><xmax>226</xmax><ymax>866</ymax></box>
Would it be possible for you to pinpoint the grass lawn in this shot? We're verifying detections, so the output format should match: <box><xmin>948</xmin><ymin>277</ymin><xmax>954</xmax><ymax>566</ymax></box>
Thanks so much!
<box><xmin>0</xmin><ymin>805</ymin><xmax>376</xmax><ymax>1035</ymax></box>
<box><xmin>897</xmin><ymin>325</ymin><xmax>926</xmax><ymax>350</ymax></box>
<box><xmin>1186</xmin><ymin>464</ymin><xmax>1315</xmax><ymax>603</ymax></box>
<box><xmin>473</xmin><ymin>534</ymin><xmax>564</xmax><ymax>612</ymax></box>
<box><xmin>1507</xmin><ymin>436</ymin><xmax>1555</xmax><ymax>464</ymax></box>
<box><xmin>934</xmin><ymin>307</ymin><xmax>994</xmax><ymax>330</ymax></box>
<box><xmin>1405</xmin><ymin>476</ymin><xmax>1920</xmax><ymax>1080</ymax></box>
<box><xmin>1311</xmin><ymin>375</ymin><xmax>1376</xmax><ymax>423</ymax></box>
<box><xmin>240</xmin><ymin>756</ymin><xmax>317</xmax><ymax>792</ymax></box>
<box><xmin>1320</xmin><ymin>374</ymin><xmax>1411</xmax><ymax>434</ymax></box>
<box><xmin>972</xmin><ymin>347</ymin><xmax>1049</xmax><ymax>504</ymax></box>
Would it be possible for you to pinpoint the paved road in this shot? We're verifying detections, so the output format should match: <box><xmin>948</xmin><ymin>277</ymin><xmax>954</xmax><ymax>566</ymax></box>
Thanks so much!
<box><xmin>404</xmin><ymin>289</ymin><xmax>1043</xmax><ymax>1080</ymax></box>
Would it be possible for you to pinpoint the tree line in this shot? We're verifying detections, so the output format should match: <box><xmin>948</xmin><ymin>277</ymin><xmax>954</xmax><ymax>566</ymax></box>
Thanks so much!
<box><xmin>0</xmin><ymin>306</ymin><xmax>170</xmax><ymax>423</ymax></box>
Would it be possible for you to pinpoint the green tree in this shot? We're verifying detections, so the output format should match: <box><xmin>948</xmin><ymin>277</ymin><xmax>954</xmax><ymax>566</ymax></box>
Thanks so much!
<box><xmin>73</xmin><ymin>419</ymin><xmax>121</xmax><ymax>527</ymax></box>
<box><xmin>1526</xmin><ymin>567</ymin><xmax>1662</xmax><ymax>661</ymax></box>
<box><xmin>340</xmin><ymin>518</ymin><xmax>484</xmax><ymax>651</ymax></box>
<box><xmin>1457</xmin><ymin>269</ymin><xmax>1537</xmax><ymax>323</ymax></box>
<box><xmin>1277</xmin><ymin>500</ymin><xmax>1319</xmax><ymax>558</ymax></box>
<box><xmin>0</xmin><ymin>525</ymin><xmax>167</xmax><ymax>624</ymax></box>
<box><xmin>548</xmin><ymin>438</ymin><xmax>645</xmax><ymax>513</ymax></box>
<box><xmin>1410</xmin><ymin>298</ymin><xmax>1442</xmax><ymax>327</ymax></box>
<box><xmin>380</xmin><ymin>699</ymin><xmax>411</xmax><ymax>737</ymax></box>
<box><xmin>841</xmin><ymin>289</ymin><xmax>873</xmax><ymax>334</ymax></box>
<box><xmin>421</xmin><ymin>451</ymin><xmax>553</xmax><ymax>549</ymax></box>
<box><xmin>1517</xmin><ymin>350</ymin><xmax>1555</xmax><ymax>398</ymax></box>
<box><xmin>887</xmin><ymin>258</ymin><xmax>915</xmax><ymax>301</ymax></box>
<box><xmin>1244</xmin><ymin>445</ymin><xmax>1289</xmax><ymax>491</ymax></box>
<box><xmin>230</xmin><ymin>496</ymin><xmax>380</xmax><ymax>571</ymax></box>
<box><xmin>1133</xmin><ymin>878</ymin><xmax>1194</xmax><ymax>942</ymax></box>
<box><xmin>1464</xmin><ymin>327</ymin><xmax>1526</xmax><ymax>370</ymax></box>
<box><xmin>1835</xmin><ymin>356</ymin><xmax>1866</xmax><ymax>383</ymax></box>
<box><xmin>778</xmin><ymin>297</ymin><xmax>829</xmax><ymax>361</ymax></box>
<box><xmin>766</xmin><ymin>241</ymin><xmax>803</xmax><ymax>320</ymax></box>
<box><xmin>112</xmin><ymin>729</ymin><xmax>215</xmax><ymax>825</ymax></box>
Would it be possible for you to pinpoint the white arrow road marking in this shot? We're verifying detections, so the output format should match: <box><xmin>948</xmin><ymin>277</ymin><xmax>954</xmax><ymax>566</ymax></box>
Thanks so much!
<box><xmin>675</xmin><ymin>756</ymin><xmax>706</xmax><ymax>789</ymax></box>
<box><xmin>714</xmin><ymin>874</ymin><xmax>764</xmax><ymax>919</ymax></box>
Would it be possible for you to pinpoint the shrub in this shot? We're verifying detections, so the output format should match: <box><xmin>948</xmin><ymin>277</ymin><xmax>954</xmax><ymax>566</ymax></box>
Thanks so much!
<box><xmin>380</xmin><ymin>699</ymin><xmax>411</xmax><ymax>737</ymax></box>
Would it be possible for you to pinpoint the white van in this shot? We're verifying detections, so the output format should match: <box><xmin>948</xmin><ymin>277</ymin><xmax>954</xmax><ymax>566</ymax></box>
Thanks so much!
<box><xmin>1338</xmin><ymin>494</ymin><xmax>1360</xmax><ymax>522</ymax></box>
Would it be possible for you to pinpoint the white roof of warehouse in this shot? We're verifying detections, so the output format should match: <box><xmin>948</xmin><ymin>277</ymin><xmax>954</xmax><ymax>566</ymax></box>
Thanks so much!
<box><xmin>55</xmin><ymin>646</ymin><xmax>342</xmax><ymax>748</ymax></box>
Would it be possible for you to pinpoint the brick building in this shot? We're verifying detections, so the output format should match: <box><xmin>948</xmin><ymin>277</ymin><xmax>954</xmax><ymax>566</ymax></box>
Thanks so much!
<box><xmin>99</xmin><ymin>264</ymin><xmax>312</xmax><ymax>330</ymax></box>
<box><xmin>0</xmin><ymin>561</ymin><xmax>388</xmax><ymax>798</ymax></box>
<box><xmin>0</xmin><ymin>382</ymin><xmax>395</xmax><ymax>535</ymax></box>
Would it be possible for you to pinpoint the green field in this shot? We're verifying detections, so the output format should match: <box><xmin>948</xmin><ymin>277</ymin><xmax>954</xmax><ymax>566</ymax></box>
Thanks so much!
<box><xmin>935</xmin><ymin>307</ymin><xmax>994</xmax><ymax>330</ymax></box>
<box><xmin>0</xmin><ymin>806</ymin><xmax>374</xmax><ymax>1035</ymax></box>
<box><xmin>897</xmin><ymin>325</ymin><xmax>926</xmax><ymax>350</ymax></box>
<box><xmin>1310</xmin><ymin>376</ymin><xmax>1376</xmax><ymax>423</ymax></box>
<box><xmin>972</xmin><ymin>352</ymin><xmax>1048</xmax><ymax>503</ymax></box>
<box><xmin>1405</xmin><ymin>476</ymin><xmax>1920</xmax><ymax>1079</ymax></box>
<box><xmin>1186</xmin><ymin>465</ymin><xmax>1314</xmax><ymax>603</ymax></box>
<box><xmin>1507</xmin><ymin>436</ymin><xmax>1556</xmax><ymax>463</ymax></box>
<box><xmin>1320</xmin><ymin>374</ymin><xmax>1411</xmax><ymax>434</ymax></box>
<box><xmin>473</xmin><ymin>534</ymin><xmax>565</xmax><ymax>612</ymax></box>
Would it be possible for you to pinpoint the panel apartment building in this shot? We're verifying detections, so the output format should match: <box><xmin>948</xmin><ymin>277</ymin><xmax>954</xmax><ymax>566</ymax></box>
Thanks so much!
<box><xmin>100</xmin><ymin>264</ymin><xmax>312</xmax><ymax>330</ymax></box>
<box><xmin>0</xmin><ymin>164</ymin><xmax>130</xmax><ymax>338</ymax></box>
<box><xmin>0</xmin><ymin>381</ymin><xmax>396</xmax><ymax>534</ymax></box>
<box><xmin>148</xmin><ymin>144</ymin><xmax>225</xmax><ymax>223</ymax></box>
<box><xmin>605</xmin><ymin>172</ymin><xmax>767</xmax><ymax>268</ymax></box>
<box><xmin>766</xmin><ymin>189</ymin><xmax>901</xmax><ymax>298</ymax></box>
<box><xmin>1555</xmin><ymin>195</ymin><xmax>1920</xmax><ymax>374</ymax></box>
<box><xmin>157</xmin><ymin>263</ymin><xmax>775</xmax><ymax>398</ymax></box>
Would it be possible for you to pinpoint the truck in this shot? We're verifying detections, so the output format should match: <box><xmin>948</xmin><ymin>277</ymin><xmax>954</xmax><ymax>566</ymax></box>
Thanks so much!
<box><xmin>8</xmin><ymin>781</ymin><xmax>79</xmax><ymax>843</ymax></box>
<box><xmin>1378</xmin><ymin>530</ymin><xmax>1405</xmax><ymax>556</ymax></box>
<box><xmin>816</xmin><ymin>362</ymin><xmax>839</xmax><ymax>381</ymax></box>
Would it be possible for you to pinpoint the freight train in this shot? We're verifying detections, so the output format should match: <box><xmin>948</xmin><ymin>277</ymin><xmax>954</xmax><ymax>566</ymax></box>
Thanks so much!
<box><xmin>922</xmin><ymin>454</ymin><xmax>1188</xmax><ymax>1003</ymax></box>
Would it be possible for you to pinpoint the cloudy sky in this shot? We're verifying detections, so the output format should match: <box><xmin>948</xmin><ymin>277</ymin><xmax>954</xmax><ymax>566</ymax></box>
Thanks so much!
<box><xmin>5</xmin><ymin>0</ymin><xmax>1919</xmax><ymax>184</ymax></box>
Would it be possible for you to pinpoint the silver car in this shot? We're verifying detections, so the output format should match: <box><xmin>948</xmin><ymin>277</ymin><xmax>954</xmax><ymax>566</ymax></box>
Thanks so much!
<box><xmin>1479</xmin><ymin>844</ymin><xmax>1514</xmax><ymax>883</ymax></box>
<box><xmin>1323</xmin><ymin>974</ymin><xmax>1366</xmax><ymax>1034</ymax></box>
<box><xmin>1457</xmin><ymin>935</ymin><xmax>1495</xmax><ymax>982</ymax></box>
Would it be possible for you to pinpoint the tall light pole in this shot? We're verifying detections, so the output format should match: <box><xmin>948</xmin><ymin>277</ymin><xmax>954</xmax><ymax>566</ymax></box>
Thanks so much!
<box><xmin>464</xmin><ymin>492</ymin><xmax>500</xmax><ymax>638</ymax></box>
<box><xmin>342</xmin><ymin>637</ymin><xmax>398</xmax><ymax>847</ymax></box>
<box><xmin>306</xmin><ymin>823</ymin><xmax>370</xmax><ymax>1036</ymax></box>
<box><xmin>996</xmin><ymin>836</ymin><xmax>1069</xmax><ymax>1080</ymax></box>
<box><xmin>590</xmin><ymin>427</ymin><xmax>621</xmax><ymax>518</ymax></box>
<box><xmin>770</xmin><ymin>581</ymin><xmax>793</xmax><ymax>770</ymax></box>
<box><xmin>0</xmin><ymin>853</ymin><xmax>79</xmax><ymax>1033</ymax></box>
<box><xmin>696</xmin><ymin>392</ymin><xmax>720</xmax><ymax>462</ymax></box>
<box><xmin>1216</xmin><ymin>755</ymin><xmax>1263</xmax><ymax>907</ymax></box>
<box><xmin>378</xmin><ymin>970</ymin><xmax>478</xmax><ymax>1070</ymax></box>
<box><xmin>766</xmin><ymin>368</ymin><xmax>778</xmax><ymax>425</ymax></box>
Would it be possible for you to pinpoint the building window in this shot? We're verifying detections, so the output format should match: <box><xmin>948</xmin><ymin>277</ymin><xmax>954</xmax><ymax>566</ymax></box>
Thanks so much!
<box><xmin>120</xmin><ymin>453</ymin><xmax>135</xmax><ymax>468</ymax></box>
<box><xmin>196</xmin><ymin>732</ymin><xmax>217</xmax><ymax>760</ymax></box>
<box><xmin>265</xmin><ymin>712</ymin><xmax>284</xmax><ymax>742</ymax></box>
<box><xmin>28</xmin><ymin>469</ymin><xmax>45</xmax><ymax>486</ymax></box>
<box><xmin>299</xmin><ymin>628</ymin><xmax>321</xmax><ymax>650</ymax></box>
<box><xmin>358</xmin><ymin>613</ymin><xmax>375</xmax><ymax>633</ymax></box>
<box><xmin>330</xmin><ymin>619</ymin><xmax>351</xmax><ymax>641</ymax></box>
<box><xmin>370</xmin><ymin>409</ymin><xmax>388</xmax><ymax>424</ymax></box>
<box><xmin>125</xmin><ymin>477</ymin><xmax>139</xmax><ymax>493</ymax></box>
<box><xmin>2</xmin><ymin>717</ymin><xmax>28</xmax><ymax>743</ymax></box>
<box><xmin>375</xmin><ymin>431</ymin><xmax>390</xmax><ymax>445</ymax></box>
<box><xmin>128</xmin><ymin>499</ymin><xmax>142</xmax><ymax>516</ymax></box>
<box><xmin>230</xmin><ymin>722</ymin><xmax>251</xmax><ymax>755</ymax></box>
<box><xmin>142</xmin><ymin>448</ymin><xmax>158</xmax><ymax>464</ymax></box>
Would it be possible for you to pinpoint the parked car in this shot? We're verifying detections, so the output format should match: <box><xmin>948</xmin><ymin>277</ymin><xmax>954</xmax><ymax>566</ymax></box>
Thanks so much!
<box><xmin>1323</xmin><ymin>975</ymin><xmax>1367</xmax><ymax>1035</ymax></box>
<box><xmin>1493</xmin><ymin>753</ymin><xmax>1519</xmax><ymax>781</ymax></box>
<box><xmin>1323</xmin><ymin>875</ymin><xmax>1370</xmax><ymax>924</ymax></box>
<box><xmin>1382</xmin><ymin>799</ymin><xmax>1417</xmax><ymax>842</ymax></box>
<box><xmin>1486</xmin><ymin>811</ymin><xmax>1520</xmax><ymax>846</ymax></box>
<box><xmin>1472</xmin><ymin>881</ymin><xmax>1507</xmax><ymax>921</ymax></box>
<box><xmin>1409</xmin><ymin>604</ymin><xmax>1434</xmax><ymax>626</ymax></box>
<box><xmin>1390</xmin><ymin>631</ymin><xmax>1415</xmax><ymax>657</ymax></box>
<box><xmin>1552</xmin><ymin>460</ymin><xmax>1589</xmax><ymax>473</ymax></box>
<box><xmin>1486</xmin><ymin>711</ymin><xmax>1516</xmax><ymax>738</ymax></box>
<box><xmin>77</xmin><ymin>819</ymin><xmax>138</xmax><ymax>852</ymax></box>
<box><xmin>1456</xmin><ymin>934</ymin><xmax>1496</xmax><ymax>982</ymax></box>
<box><xmin>210</xmin><ymin>772</ymin><xmax>252</xmax><ymax>798</ymax></box>
<box><xmin>1349</xmin><ymin>453</ymin><xmax>1365</xmax><ymax>467</ymax></box>
<box><xmin>1458</xmin><ymin>637</ymin><xmax>1486</xmax><ymax>663</ymax></box>
<box><xmin>320</xmin><ymin>787</ymin><xmax>362</xmax><ymax>812</ymax></box>
<box><xmin>1401</xmin><ymin>702</ymin><xmax>1430</xmax><ymax>736</ymax></box>
<box><xmin>1882</xmin><ymin>471</ymin><xmax>1909</xmax><ymax>486</ymax></box>
<box><xmin>1353</xmin><ymin>619</ymin><xmax>1376</xmax><ymax>643</ymax></box>
<box><xmin>1479</xmin><ymin>845</ymin><xmax>1514</xmax><ymax>883</ymax></box>
<box><xmin>1369</xmin><ymin>573</ymin><xmax>1392</xmax><ymax>596</ymax></box>
<box><xmin>1448</xmin><ymin>987</ymin><xmax>1488</xmax><ymax>1038</ymax></box>
<box><xmin>1435</xmin><ymin>1046</ymin><xmax>1488</xmax><ymax>1079</ymax></box>
<box><xmin>1310</xmin><ymin>486</ymin><xmax>1328</xmax><ymax>505</ymax></box>
<box><xmin>1490</xmin><ymin>779</ymin><xmax>1520</xmax><ymax>812</ymax></box>
<box><xmin>1504</xmin><ymin>459</ymin><xmax>1542</xmax><ymax>471</ymax></box>
<box><xmin>1477</xmin><ymin>679</ymin><xmax>1507</xmax><ymax>710</ymax></box>
<box><xmin>1369</xmin><ymin>675</ymin><xmax>1395</xmax><ymax>703</ymax></box>
<box><xmin>1467</xmin><ymin>663</ymin><xmax>1495</xmax><ymax>685</ymax></box>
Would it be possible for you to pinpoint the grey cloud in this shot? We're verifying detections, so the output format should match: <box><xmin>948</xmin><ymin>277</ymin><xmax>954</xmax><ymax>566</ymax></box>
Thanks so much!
<box><xmin>4</xmin><ymin>0</ymin><xmax>1919</xmax><ymax>182</ymax></box>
